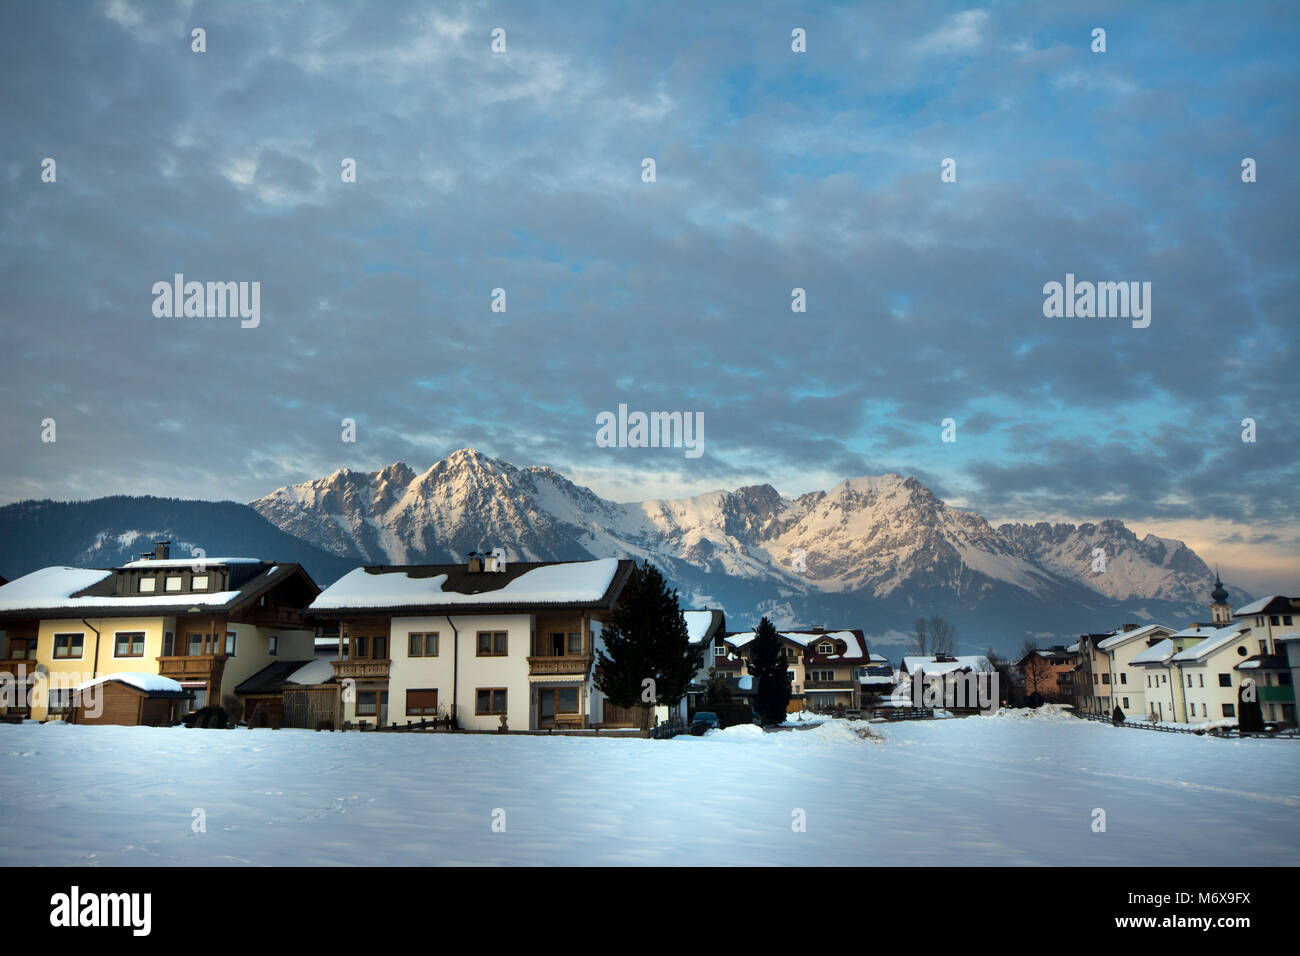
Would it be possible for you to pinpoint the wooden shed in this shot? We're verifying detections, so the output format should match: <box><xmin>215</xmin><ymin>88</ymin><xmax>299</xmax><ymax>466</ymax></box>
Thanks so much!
<box><xmin>66</xmin><ymin>674</ymin><xmax>192</xmax><ymax>727</ymax></box>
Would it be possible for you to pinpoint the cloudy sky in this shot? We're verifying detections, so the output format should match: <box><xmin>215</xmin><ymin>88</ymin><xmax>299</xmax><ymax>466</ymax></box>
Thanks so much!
<box><xmin>1</xmin><ymin>0</ymin><xmax>1296</xmax><ymax>592</ymax></box>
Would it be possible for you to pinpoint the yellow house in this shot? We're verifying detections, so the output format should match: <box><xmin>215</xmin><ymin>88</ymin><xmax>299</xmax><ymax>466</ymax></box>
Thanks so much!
<box><xmin>0</xmin><ymin>543</ymin><xmax>319</xmax><ymax>722</ymax></box>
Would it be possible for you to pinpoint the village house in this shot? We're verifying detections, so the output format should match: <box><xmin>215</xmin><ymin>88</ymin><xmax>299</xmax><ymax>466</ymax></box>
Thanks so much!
<box><xmin>897</xmin><ymin>654</ymin><xmax>997</xmax><ymax>711</ymax></box>
<box><xmin>1015</xmin><ymin>645</ymin><xmax>1076</xmax><ymax>702</ymax></box>
<box><xmin>722</xmin><ymin>627</ymin><xmax>871</xmax><ymax>713</ymax></box>
<box><xmin>0</xmin><ymin>542</ymin><xmax>319</xmax><ymax>722</ymax></box>
<box><xmin>303</xmin><ymin>555</ymin><xmax>639</xmax><ymax>730</ymax></box>
<box><xmin>1086</xmin><ymin>623</ymin><xmax>1175</xmax><ymax>718</ymax></box>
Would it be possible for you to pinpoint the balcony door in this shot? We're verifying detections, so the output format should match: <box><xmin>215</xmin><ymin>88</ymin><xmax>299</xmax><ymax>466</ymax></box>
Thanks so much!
<box><xmin>538</xmin><ymin>686</ymin><xmax>579</xmax><ymax>728</ymax></box>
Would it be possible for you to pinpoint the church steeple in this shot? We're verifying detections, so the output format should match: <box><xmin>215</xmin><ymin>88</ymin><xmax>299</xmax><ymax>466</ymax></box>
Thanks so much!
<box><xmin>1210</xmin><ymin>568</ymin><xmax>1232</xmax><ymax>624</ymax></box>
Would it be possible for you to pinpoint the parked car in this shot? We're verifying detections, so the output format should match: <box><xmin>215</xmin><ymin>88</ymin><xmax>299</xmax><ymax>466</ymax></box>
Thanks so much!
<box><xmin>690</xmin><ymin>711</ymin><xmax>720</xmax><ymax>734</ymax></box>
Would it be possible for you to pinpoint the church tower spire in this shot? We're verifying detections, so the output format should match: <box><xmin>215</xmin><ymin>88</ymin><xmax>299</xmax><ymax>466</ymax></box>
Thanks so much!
<box><xmin>1210</xmin><ymin>568</ymin><xmax>1232</xmax><ymax>625</ymax></box>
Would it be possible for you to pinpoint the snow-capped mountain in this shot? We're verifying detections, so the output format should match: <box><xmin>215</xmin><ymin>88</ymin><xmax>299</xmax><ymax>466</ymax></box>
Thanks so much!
<box><xmin>250</xmin><ymin>449</ymin><xmax>1249</xmax><ymax>653</ymax></box>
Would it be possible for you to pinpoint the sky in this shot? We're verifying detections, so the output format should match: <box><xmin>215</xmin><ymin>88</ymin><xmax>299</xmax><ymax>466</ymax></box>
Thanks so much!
<box><xmin>0</xmin><ymin>0</ymin><xmax>1296</xmax><ymax>593</ymax></box>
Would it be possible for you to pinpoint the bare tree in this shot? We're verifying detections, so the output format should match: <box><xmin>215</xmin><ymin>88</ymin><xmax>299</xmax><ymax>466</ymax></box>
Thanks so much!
<box><xmin>911</xmin><ymin>617</ymin><xmax>930</xmax><ymax>656</ymax></box>
<box><xmin>927</xmin><ymin>616</ymin><xmax>957</xmax><ymax>657</ymax></box>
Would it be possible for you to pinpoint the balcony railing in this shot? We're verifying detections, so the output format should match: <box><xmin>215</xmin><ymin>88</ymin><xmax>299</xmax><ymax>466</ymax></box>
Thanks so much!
<box><xmin>527</xmin><ymin>655</ymin><xmax>593</xmax><ymax>676</ymax></box>
<box><xmin>331</xmin><ymin>659</ymin><xmax>391</xmax><ymax>680</ymax></box>
<box><xmin>0</xmin><ymin>659</ymin><xmax>40</xmax><ymax>679</ymax></box>
<box><xmin>804</xmin><ymin>679</ymin><xmax>854</xmax><ymax>690</ymax></box>
<box><xmin>157</xmin><ymin>654</ymin><xmax>227</xmax><ymax>678</ymax></box>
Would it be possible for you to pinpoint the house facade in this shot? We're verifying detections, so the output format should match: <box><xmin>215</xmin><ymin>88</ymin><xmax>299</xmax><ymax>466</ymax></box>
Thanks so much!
<box><xmin>722</xmin><ymin>627</ymin><xmax>870</xmax><ymax>713</ymax></box>
<box><xmin>1090</xmin><ymin>624</ymin><xmax>1174</xmax><ymax>717</ymax></box>
<box><xmin>0</xmin><ymin>543</ymin><xmax>318</xmax><ymax>721</ymax></box>
<box><xmin>304</xmin><ymin>556</ymin><xmax>636</xmax><ymax>730</ymax></box>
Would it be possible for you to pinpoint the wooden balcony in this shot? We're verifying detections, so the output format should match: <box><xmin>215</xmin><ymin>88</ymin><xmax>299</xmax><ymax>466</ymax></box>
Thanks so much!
<box><xmin>805</xmin><ymin>679</ymin><xmax>855</xmax><ymax>690</ymax></box>
<box><xmin>527</xmin><ymin>655</ymin><xmax>593</xmax><ymax>677</ymax></box>
<box><xmin>157</xmin><ymin>654</ymin><xmax>227</xmax><ymax>679</ymax></box>
<box><xmin>0</xmin><ymin>659</ymin><xmax>40</xmax><ymax>679</ymax></box>
<box><xmin>331</xmin><ymin>659</ymin><xmax>391</xmax><ymax>680</ymax></box>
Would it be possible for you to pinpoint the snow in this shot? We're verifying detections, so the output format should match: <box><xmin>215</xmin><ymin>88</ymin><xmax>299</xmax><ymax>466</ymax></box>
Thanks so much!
<box><xmin>1129</xmin><ymin>639</ymin><xmax>1176</xmax><ymax>665</ymax></box>
<box><xmin>2</xmin><ymin>714</ymin><xmax>1293</xmax><ymax>866</ymax></box>
<box><xmin>0</xmin><ymin>567</ymin><xmax>243</xmax><ymax>612</ymax></box>
<box><xmin>285</xmin><ymin>659</ymin><xmax>335</xmax><ymax>685</ymax></box>
<box><xmin>310</xmin><ymin>559</ymin><xmax>621</xmax><ymax>610</ymax></box>
<box><xmin>1171</xmin><ymin>624</ymin><xmax>1250</xmax><ymax>663</ymax></box>
<box><xmin>1233</xmin><ymin>596</ymin><xmax>1280</xmax><ymax>617</ymax></box>
<box><xmin>682</xmin><ymin>610</ymin><xmax>715</xmax><ymax>643</ymax></box>
<box><xmin>1097</xmin><ymin>623</ymin><xmax>1170</xmax><ymax>651</ymax></box>
<box><xmin>121</xmin><ymin>558</ymin><xmax>262</xmax><ymax>568</ymax></box>
<box><xmin>901</xmin><ymin>655</ymin><xmax>992</xmax><ymax>675</ymax></box>
<box><xmin>74</xmin><ymin>673</ymin><xmax>185</xmax><ymax>694</ymax></box>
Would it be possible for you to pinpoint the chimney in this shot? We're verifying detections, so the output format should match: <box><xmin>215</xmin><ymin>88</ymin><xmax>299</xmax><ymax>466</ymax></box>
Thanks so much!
<box><xmin>154</xmin><ymin>541</ymin><xmax>170</xmax><ymax>560</ymax></box>
<box><xmin>467</xmin><ymin>551</ymin><xmax>484</xmax><ymax>573</ymax></box>
<box><xmin>1122</xmin><ymin>623</ymin><xmax>1138</xmax><ymax>632</ymax></box>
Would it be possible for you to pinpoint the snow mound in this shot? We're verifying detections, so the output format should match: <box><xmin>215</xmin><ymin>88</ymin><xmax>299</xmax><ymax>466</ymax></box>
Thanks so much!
<box><xmin>983</xmin><ymin>704</ymin><xmax>1075</xmax><ymax>720</ymax></box>
<box><xmin>712</xmin><ymin>724</ymin><xmax>765</xmax><ymax>740</ymax></box>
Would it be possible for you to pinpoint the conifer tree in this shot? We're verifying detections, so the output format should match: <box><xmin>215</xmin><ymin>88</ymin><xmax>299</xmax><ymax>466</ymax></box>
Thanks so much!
<box><xmin>749</xmin><ymin>616</ymin><xmax>792</xmax><ymax>726</ymax></box>
<box><xmin>593</xmin><ymin>561</ymin><xmax>701</xmax><ymax>731</ymax></box>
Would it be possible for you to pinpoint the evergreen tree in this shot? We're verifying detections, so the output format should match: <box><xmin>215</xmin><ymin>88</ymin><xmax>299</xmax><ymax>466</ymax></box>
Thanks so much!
<box><xmin>701</xmin><ymin>667</ymin><xmax>732</xmax><ymax>708</ymax></box>
<box><xmin>1111</xmin><ymin>704</ymin><xmax>1125</xmax><ymax>725</ymax></box>
<box><xmin>749</xmin><ymin>617</ymin><xmax>792</xmax><ymax>726</ymax></box>
<box><xmin>593</xmin><ymin>561</ymin><xmax>702</xmax><ymax>731</ymax></box>
<box><xmin>1238</xmin><ymin>680</ymin><xmax>1264</xmax><ymax>734</ymax></box>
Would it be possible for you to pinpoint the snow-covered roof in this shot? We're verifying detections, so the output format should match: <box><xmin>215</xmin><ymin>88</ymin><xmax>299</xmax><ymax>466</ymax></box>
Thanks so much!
<box><xmin>901</xmin><ymin>655</ymin><xmax>993</xmax><ymax>675</ymax></box>
<box><xmin>1096</xmin><ymin>624</ymin><xmax>1171</xmax><ymax>651</ymax></box>
<box><xmin>74</xmin><ymin>672</ymin><xmax>186</xmax><ymax>694</ymax></box>
<box><xmin>309</xmin><ymin>558</ymin><xmax>623</xmax><ymax>611</ymax></box>
<box><xmin>869</xmin><ymin>652</ymin><xmax>888</xmax><ymax>662</ymax></box>
<box><xmin>683</xmin><ymin>609</ymin><xmax>722</xmax><ymax>643</ymax></box>
<box><xmin>1171</xmin><ymin>625</ymin><xmax>1251</xmax><ymax>664</ymax></box>
<box><xmin>726</xmin><ymin>630</ymin><xmax>865</xmax><ymax>659</ymax></box>
<box><xmin>121</xmin><ymin>557</ymin><xmax>263</xmax><ymax>568</ymax></box>
<box><xmin>1130</xmin><ymin>638</ymin><xmax>1177</xmax><ymax>666</ymax></box>
<box><xmin>285</xmin><ymin>658</ymin><xmax>335</xmax><ymax>685</ymax></box>
<box><xmin>0</xmin><ymin>566</ymin><xmax>240</xmax><ymax>612</ymax></box>
<box><xmin>1233</xmin><ymin>596</ymin><xmax>1283</xmax><ymax>617</ymax></box>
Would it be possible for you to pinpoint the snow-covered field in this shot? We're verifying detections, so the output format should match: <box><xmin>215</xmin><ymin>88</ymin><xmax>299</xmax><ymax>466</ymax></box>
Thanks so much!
<box><xmin>2</xmin><ymin>709</ymin><xmax>1295</xmax><ymax>866</ymax></box>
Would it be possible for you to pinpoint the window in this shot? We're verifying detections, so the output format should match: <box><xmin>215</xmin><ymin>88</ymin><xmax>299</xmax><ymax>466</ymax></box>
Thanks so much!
<box><xmin>1122</xmin><ymin>697</ymin><xmax>1130</xmax><ymax>709</ymax></box>
<box><xmin>353</xmin><ymin>636</ymin><xmax>369</xmax><ymax>658</ymax></box>
<box><xmin>1284</xmin><ymin>615</ymin><xmax>1293</xmax><ymax>626</ymax></box>
<box><xmin>1259</xmin><ymin>640</ymin><xmax>1268</xmax><ymax>654</ymax></box>
<box><xmin>1146</xmin><ymin>676</ymin><xmax>1151</xmax><ymax>687</ymax></box>
<box><xmin>1280</xmin><ymin>672</ymin><xmax>1292</xmax><ymax>686</ymax></box>
<box><xmin>188</xmin><ymin>632</ymin><xmax>205</xmax><ymax>656</ymax></box>
<box><xmin>53</xmin><ymin>633</ymin><xmax>84</xmax><ymax>659</ymax></box>
<box><xmin>409</xmin><ymin>633</ymin><xmax>439</xmax><ymax>657</ymax></box>
<box><xmin>138</xmin><ymin>577</ymin><xmax>156</xmax><ymax>593</ymax></box>
<box><xmin>1198</xmin><ymin>674</ymin><xmax>1203</xmax><ymax>687</ymax></box>
<box><xmin>476</xmin><ymin>688</ymin><xmax>508</xmax><ymax>714</ymax></box>
<box><xmin>8</xmin><ymin>638</ymin><xmax>36</xmax><ymax>660</ymax></box>
<box><xmin>817</xmin><ymin>642</ymin><xmax>833</xmax><ymax>654</ymax></box>
<box><xmin>165</xmin><ymin>576</ymin><xmax>183</xmax><ymax>592</ymax></box>
<box><xmin>1269</xmin><ymin>615</ymin><xmax>1279</xmax><ymax>626</ymax></box>
<box><xmin>788</xmin><ymin>670</ymin><xmax>796</xmax><ymax>683</ymax></box>
<box><xmin>477</xmin><ymin>632</ymin><xmax>508</xmax><ymax>657</ymax></box>
<box><xmin>1187</xmin><ymin>674</ymin><xmax>1193</xmax><ymax>687</ymax></box>
<box><xmin>1218</xmin><ymin>674</ymin><xmax>1232</xmax><ymax>688</ymax></box>
<box><xmin>268</xmin><ymin>635</ymin><xmax>278</xmax><ymax>656</ymax></box>
<box><xmin>192</xmin><ymin>575</ymin><xmax>209</xmax><ymax>590</ymax></box>
<box><xmin>225</xmin><ymin>631</ymin><xmax>237</xmax><ymax>656</ymax></box>
<box><xmin>48</xmin><ymin>688</ymin><xmax>74</xmax><ymax>714</ymax></box>
<box><xmin>568</xmin><ymin>632</ymin><xmax>583</xmax><ymax>655</ymax></box>
<box><xmin>1120</xmin><ymin>673</ymin><xmax>1127</xmax><ymax>684</ymax></box>
<box><xmin>714</xmin><ymin>645</ymin><xmax>727</xmax><ymax>657</ymax></box>
<box><xmin>356</xmin><ymin>691</ymin><xmax>378</xmax><ymax>716</ymax></box>
<box><xmin>1102</xmin><ymin>674</ymin><xmax>1110</xmax><ymax>684</ymax></box>
<box><xmin>373</xmin><ymin>636</ymin><xmax>386</xmax><ymax>660</ymax></box>
<box><xmin>162</xmin><ymin>631</ymin><xmax>174</xmax><ymax>656</ymax></box>
<box><xmin>406</xmin><ymin>689</ymin><xmax>439</xmax><ymax>716</ymax></box>
<box><xmin>115</xmin><ymin>632</ymin><xmax>145</xmax><ymax>658</ymax></box>
<box><xmin>1222</xmin><ymin>703</ymin><xmax>1235</xmax><ymax>718</ymax></box>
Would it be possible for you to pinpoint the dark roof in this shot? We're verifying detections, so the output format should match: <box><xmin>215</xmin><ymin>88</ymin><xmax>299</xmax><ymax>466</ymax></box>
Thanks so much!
<box><xmin>235</xmin><ymin>660</ymin><xmax>313</xmax><ymax>696</ymax></box>
<box><xmin>0</xmin><ymin>561</ymin><xmax>320</xmax><ymax>621</ymax></box>
<box><xmin>303</xmin><ymin>559</ymin><xmax>636</xmax><ymax>617</ymax></box>
<box><xmin>1235</xmin><ymin>654</ymin><xmax>1290</xmax><ymax>672</ymax></box>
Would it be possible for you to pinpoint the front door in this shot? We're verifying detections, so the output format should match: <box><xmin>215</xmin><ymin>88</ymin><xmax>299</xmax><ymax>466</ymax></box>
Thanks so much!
<box><xmin>538</xmin><ymin>687</ymin><xmax>579</xmax><ymax>728</ymax></box>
